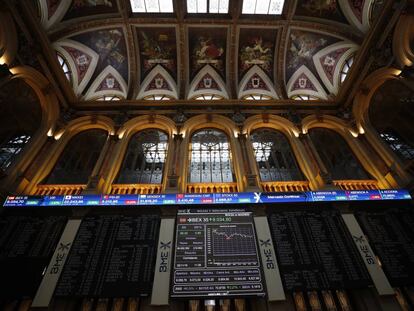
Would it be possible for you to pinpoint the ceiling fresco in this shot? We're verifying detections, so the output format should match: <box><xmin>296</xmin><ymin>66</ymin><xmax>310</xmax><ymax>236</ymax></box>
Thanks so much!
<box><xmin>294</xmin><ymin>0</ymin><xmax>349</xmax><ymax>24</ymax></box>
<box><xmin>238</xmin><ymin>27</ymin><xmax>278</xmax><ymax>81</ymax></box>
<box><xmin>62</xmin><ymin>0</ymin><xmax>118</xmax><ymax>21</ymax></box>
<box><xmin>34</xmin><ymin>0</ymin><xmax>384</xmax><ymax>101</ymax></box>
<box><xmin>137</xmin><ymin>27</ymin><xmax>177</xmax><ymax>81</ymax></box>
<box><xmin>189</xmin><ymin>27</ymin><xmax>227</xmax><ymax>80</ymax></box>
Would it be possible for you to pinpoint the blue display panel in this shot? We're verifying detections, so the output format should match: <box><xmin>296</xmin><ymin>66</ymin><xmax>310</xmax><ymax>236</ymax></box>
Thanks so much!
<box><xmin>3</xmin><ymin>189</ymin><xmax>411</xmax><ymax>207</ymax></box>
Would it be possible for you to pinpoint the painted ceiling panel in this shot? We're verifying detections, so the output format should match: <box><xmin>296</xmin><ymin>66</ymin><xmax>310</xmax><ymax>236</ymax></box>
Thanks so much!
<box><xmin>137</xmin><ymin>27</ymin><xmax>177</xmax><ymax>81</ymax></box>
<box><xmin>62</xmin><ymin>0</ymin><xmax>118</xmax><ymax>21</ymax></box>
<box><xmin>286</xmin><ymin>29</ymin><xmax>340</xmax><ymax>83</ymax></box>
<box><xmin>238</xmin><ymin>27</ymin><xmax>278</xmax><ymax>81</ymax></box>
<box><xmin>36</xmin><ymin>0</ymin><xmax>383</xmax><ymax>102</ymax></box>
<box><xmin>189</xmin><ymin>27</ymin><xmax>227</xmax><ymax>80</ymax></box>
<box><xmin>68</xmin><ymin>27</ymin><xmax>129</xmax><ymax>92</ymax></box>
<box><xmin>294</xmin><ymin>0</ymin><xmax>349</xmax><ymax>24</ymax></box>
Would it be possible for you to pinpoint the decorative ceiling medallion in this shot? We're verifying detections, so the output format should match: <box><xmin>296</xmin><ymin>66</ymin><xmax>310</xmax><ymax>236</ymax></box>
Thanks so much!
<box><xmin>145</xmin><ymin>73</ymin><xmax>172</xmax><ymax>91</ymax></box>
<box><xmin>96</xmin><ymin>74</ymin><xmax>121</xmax><ymax>91</ymax></box>
<box><xmin>244</xmin><ymin>73</ymin><xmax>270</xmax><ymax>91</ymax></box>
<box><xmin>287</xmin><ymin>65</ymin><xmax>327</xmax><ymax>99</ymax></box>
<box><xmin>195</xmin><ymin>73</ymin><xmax>220</xmax><ymax>91</ymax></box>
<box><xmin>238</xmin><ymin>65</ymin><xmax>278</xmax><ymax>99</ymax></box>
<box><xmin>313</xmin><ymin>42</ymin><xmax>359</xmax><ymax>94</ymax></box>
<box><xmin>137</xmin><ymin>65</ymin><xmax>178</xmax><ymax>99</ymax></box>
<box><xmin>188</xmin><ymin>65</ymin><xmax>229</xmax><ymax>99</ymax></box>
<box><xmin>84</xmin><ymin>65</ymin><xmax>127</xmax><ymax>100</ymax></box>
<box><xmin>53</xmin><ymin>39</ymin><xmax>99</xmax><ymax>96</ymax></box>
<box><xmin>62</xmin><ymin>46</ymin><xmax>92</xmax><ymax>83</ymax></box>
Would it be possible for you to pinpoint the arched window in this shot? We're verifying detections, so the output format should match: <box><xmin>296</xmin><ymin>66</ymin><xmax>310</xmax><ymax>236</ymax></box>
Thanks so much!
<box><xmin>189</xmin><ymin>129</ymin><xmax>234</xmax><ymax>183</ymax></box>
<box><xmin>380</xmin><ymin>130</ymin><xmax>414</xmax><ymax>161</ymax></box>
<box><xmin>0</xmin><ymin>79</ymin><xmax>42</xmax><ymax>172</ymax></box>
<box><xmin>57</xmin><ymin>53</ymin><xmax>72</xmax><ymax>83</ymax></box>
<box><xmin>340</xmin><ymin>55</ymin><xmax>354</xmax><ymax>84</ymax></box>
<box><xmin>0</xmin><ymin>133</ymin><xmax>31</xmax><ymax>170</ymax></box>
<box><xmin>309</xmin><ymin>128</ymin><xmax>369</xmax><ymax>180</ymax></box>
<box><xmin>116</xmin><ymin>129</ymin><xmax>168</xmax><ymax>184</ymax></box>
<box><xmin>194</xmin><ymin>94</ymin><xmax>223</xmax><ymax>100</ymax></box>
<box><xmin>96</xmin><ymin>95</ymin><xmax>122</xmax><ymax>101</ymax></box>
<box><xmin>369</xmin><ymin>79</ymin><xmax>414</xmax><ymax>163</ymax></box>
<box><xmin>250</xmin><ymin>129</ymin><xmax>303</xmax><ymax>181</ymax></box>
<box><xmin>144</xmin><ymin>95</ymin><xmax>173</xmax><ymax>101</ymax></box>
<box><xmin>291</xmin><ymin>95</ymin><xmax>319</xmax><ymax>101</ymax></box>
<box><xmin>243</xmin><ymin>94</ymin><xmax>272</xmax><ymax>100</ymax></box>
<box><xmin>45</xmin><ymin>129</ymin><xmax>107</xmax><ymax>184</ymax></box>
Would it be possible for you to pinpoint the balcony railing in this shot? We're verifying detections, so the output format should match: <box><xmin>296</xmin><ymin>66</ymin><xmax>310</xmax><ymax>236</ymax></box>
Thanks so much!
<box><xmin>34</xmin><ymin>184</ymin><xmax>86</xmax><ymax>195</ymax></box>
<box><xmin>260</xmin><ymin>181</ymin><xmax>311</xmax><ymax>192</ymax></box>
<box><xmin>110</xmin><ymin>184</ymin><xmax>162</xmax><ymax>194</ymax></box>
<box><xmin>332</xmin><ymin>180</ymin><xmax>379</xmax><ymax>190</ymax></box>
<box><xmin>186</xmin><ymin>182</ymin><xmax>238</xmax><ymax>193</ymax></box>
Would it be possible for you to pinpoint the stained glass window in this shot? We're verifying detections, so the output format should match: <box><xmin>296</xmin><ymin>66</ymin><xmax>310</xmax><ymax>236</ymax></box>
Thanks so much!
<box><xmin>250</xmin><ymin>129</ymin><xmax>303</xmax><ymax>181</ymax></box>
<box><xmin>57</xmin><ymin>53</ymin><xmax>72</xmax><ymax>83</ymax></box>
<box><xmin>243</xmin><ymin>94</ymin><xmax>272</xmax><ymax>100</ymax></box>
<box><xmin>189</xmin><ymin>129</ymin><xmax>234</xmax><ymax>183</ymax></box>
<box><xmin>380</xmin><ymin>131</ymin><xmax>414</xmax><ymax>161</ymax></box>
<box><xmin>309</xmin><ymin>128</ymin><xmax>370</xmax><ymax>180</ymax></box>
<box><xmin>0</xmin><ymin>134</ymin><xmax>31</xmax><ymax>170</ymax></box>
<box><xmin>130</xmin><ymin>0</ymin><xmax>174</xmax><ymax>13</ymax></box>
<box><xmin>117</xmin><ymin>129</ymin><xmax>168</xmax><ymax>184</ymax></box>
<box><xmin>96</xmin><ymin>95</ymin><xmax>122</xmax><ymax>101</ymax></box>
<box><xmin>242</xmin><ymin>0</ymin><xmax>285</xmax><ymax>15</ymax></box>
<box><xmin>340</xmin><ymin>56</ymin><xmax>354</xmax><ymax>83</ymax></box>
<box><xmin>45</xmin><ymin>130</ymin><xmax>107</xmax><ymax>184</ymax></box>
<box><xmin>194</xmin><ymin>94</ymin><xmax>223</xmax><ymax>100</ymax></box>
<box><xmin>187</xmin><ymin>0</ymin><xmax>229</xmax><ymax>13</ymax></box>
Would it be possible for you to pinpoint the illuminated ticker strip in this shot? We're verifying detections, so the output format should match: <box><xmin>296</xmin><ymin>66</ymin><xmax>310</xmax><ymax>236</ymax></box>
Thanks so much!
<box><xmin>3</xmin><ymin>189</ymin><xmax>411</xmax><ymax>207</ymax></box>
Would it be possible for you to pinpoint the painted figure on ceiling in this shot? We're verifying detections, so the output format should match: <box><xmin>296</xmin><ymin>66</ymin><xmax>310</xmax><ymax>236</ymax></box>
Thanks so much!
<box><xmin>139</xmin><ymin>31</ymin><xmax>175</xmax><ymax>73</ymax></box>
<box><xmin>288</xmin><ymin>32</ymin><xmax>327</xmax><ymax>70</ymax></box>
<box><xmin>93</xmin><ymin>29</ymin><xmax>125</xmax><ymax>69</ymax></box>
<box><xmin>240</xmin><ymin>37</ymin><xmax>273</xmax><ymax>73</ymax></box>
<box><xmin>302</xmin><ymin>0</ymin><xmax>337</xmax><ymax>14</ymax></box>
<box><xmin>196</xmin><ymin>37</ymin><xmax>224</xmax><ymax>59</ymax></box>
<box><xmin>73</xmin><ymin>0</ymin><xmax>113</xmax><ymax>8</ymax></box>
<box><xmin>193</xmin><ymin>36</ymin><xmax>224</xmax><ymax>73</ymax></box>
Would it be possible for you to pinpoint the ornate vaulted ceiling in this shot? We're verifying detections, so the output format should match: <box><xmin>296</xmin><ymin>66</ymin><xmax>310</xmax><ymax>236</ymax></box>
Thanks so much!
<box><xmin>34</xmin><ymin>0</ymin><xmax>384</xmax><ymax>105</ymax></box>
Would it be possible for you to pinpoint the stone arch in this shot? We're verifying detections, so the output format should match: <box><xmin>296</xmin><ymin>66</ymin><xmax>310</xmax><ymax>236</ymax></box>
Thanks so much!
<box><xmin>1</xmin><ymin>66</ymin><xmax>61</xmax><ymax>191</ymax></box>
<box><xmin>102</xmin><ymin>115</ymin><xmax>177</xmax><ymax>193</ymax></box>
<box><xmin>301</xmin><ymin>114</ymin><xmax>391</xmax><ymax>188</ymax></box>
<box><xmin>0</xmin><ymin>11</ymin><xmax>18</xmax><ymax>66</ymax></box>
<box><xmin>23</xmin><ymin>116</ymin><xmax>115</xmax><ymax>194</ymax></box>
<box><xmin>243</xmin><ymin>115</ymin><xmax>319</xmax><ymax>189</ymax></box>
<box><xmin>393</xmin><ymin>15</ymin><xmax>414</xmax><ymax>68</ymax></box>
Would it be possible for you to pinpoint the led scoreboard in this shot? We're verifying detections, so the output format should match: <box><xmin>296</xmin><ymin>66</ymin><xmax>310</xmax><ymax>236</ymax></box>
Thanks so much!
<box><xmin>171</xmin><ymin>209</ymin><xmax>265</xmax><ymax>298</ymax></box>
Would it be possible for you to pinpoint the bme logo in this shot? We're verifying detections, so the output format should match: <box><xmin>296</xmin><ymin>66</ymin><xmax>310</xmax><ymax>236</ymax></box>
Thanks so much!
<box><xmin>159</xmin><ymin>241</ymin><xmax>171</xmax><ymax>272</ymax></box>
<box><xmin>260</xmin><ymin>239</ymin><xmax>275</xmax><ymax>269</ymax></box>
<box><xmin>353</xmin><ymin>235</ymin><xmax>375</xmax><ymax>265</ymax></box>
<box><xmin>50</xmin><ymin>242</ymin><xmax>72</xmax><ymax>274</ymax></box>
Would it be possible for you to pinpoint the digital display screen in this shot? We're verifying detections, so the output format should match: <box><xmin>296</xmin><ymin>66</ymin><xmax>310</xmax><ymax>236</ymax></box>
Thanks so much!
<box><xmin>3</xmin><ymin>189</ymin><xmax>411</xmax><ymax>208</ymax></box>
<box><xmin>268</xmin><ymin>207</ymin><xmax>372</xmax><ymax>291</ymax></box>
<box><xmin>171</xmin><ymin>209</ymin><xmax>264</xmax><ymax>298</ymax></box>
<box><xmin>54</xmin><ymin>214</ymin><xmax>159</xmax><ymax>297</ymax></box>
<box><xmin>355</xmin><ymin>207</ymin><xmax>414</xmax><ymax>286</ymax></box>
<box><xmin>0</xmin><ymin>215</ymin><xmax>67</xmax><ymax>299</ymax></box>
